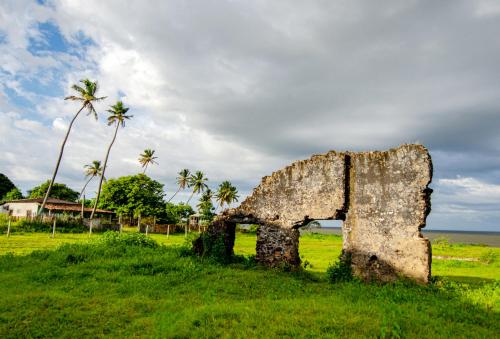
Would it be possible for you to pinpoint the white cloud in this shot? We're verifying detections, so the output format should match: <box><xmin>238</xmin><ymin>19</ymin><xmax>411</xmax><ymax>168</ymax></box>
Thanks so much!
<box><xmin>437</xmin><ymin>177</ymin><xmax>500</xmax><ymax>207</ymax></box>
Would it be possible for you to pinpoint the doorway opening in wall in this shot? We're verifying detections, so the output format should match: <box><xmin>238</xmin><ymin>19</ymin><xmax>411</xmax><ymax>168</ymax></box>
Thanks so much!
<box><xmin>233</xmin><ymin>223</ymin><xmax>259</xmax><ymax>258</ymax></box>
<box><xmin>298</xmin><ymin>219</ymin><xmax>344</xmax><ymax>272</ymax></box>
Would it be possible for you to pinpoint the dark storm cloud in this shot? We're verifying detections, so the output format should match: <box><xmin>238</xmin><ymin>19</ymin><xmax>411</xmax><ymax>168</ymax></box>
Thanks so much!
<box><xmin>145</xmin><ymin>0</ymin><xmax>500</xmax><ymax>172</ymax></box>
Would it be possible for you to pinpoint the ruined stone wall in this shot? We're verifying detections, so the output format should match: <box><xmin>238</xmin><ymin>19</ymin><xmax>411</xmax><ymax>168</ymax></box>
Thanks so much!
<box><xmin>237</xmin><ymin>151</ymin><xmax>347</xmax><ymax>227</ymax></box>
<box><xmin>343</xmin><ymin>145</ymin><xmax>432</xmax><ymax>283</ymax></box>
<box><xmin>256</xmin><ymin>225</ymin><xmax>300</xmax><ymax>267</ymax></box>
<box><xmin>195</xmin><ymin>144</ymin><xmax>433</xmax><ymax>283</ymax></box>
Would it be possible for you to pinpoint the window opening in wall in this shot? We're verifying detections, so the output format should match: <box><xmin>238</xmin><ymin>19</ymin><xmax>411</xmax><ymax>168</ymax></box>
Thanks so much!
<box><xmin>299</xmin><ymin>219</ymin><xmax>344</xmax><ymax>272</ymax></box>
<box><xmin>233</xmin><ymin>223</ymin><xmax>259</xmax><ymax>257</ymax></box>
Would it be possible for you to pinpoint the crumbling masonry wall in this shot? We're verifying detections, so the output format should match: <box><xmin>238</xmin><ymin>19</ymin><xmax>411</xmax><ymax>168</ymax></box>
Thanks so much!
<box><xmin>195</xmin><ymin>144</ymin><xmax>433</xmax><ymax>283</ymax></box>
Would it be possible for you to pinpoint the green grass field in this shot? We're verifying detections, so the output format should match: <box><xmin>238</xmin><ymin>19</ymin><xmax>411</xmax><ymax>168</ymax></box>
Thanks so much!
<box><xmin>0</xmin><ymin>231</ymin><xmax>498</xmax><ymax>338</ymax></box>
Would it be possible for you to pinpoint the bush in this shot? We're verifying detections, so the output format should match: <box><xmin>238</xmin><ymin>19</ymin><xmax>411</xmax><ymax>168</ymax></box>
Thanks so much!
<box><xmin>192</xmin><ymin>232</ymin><xmax>233</xmax><ymax>264</ymax></box>
<box><xmin>98</xmin><ymin>231</ymin><xmax>159</xmax><ymax>248</ymax></box>
<box><xmin>327</xmin><ymin>252</ymin><xmax>353</xmax><ymax>283</ymax></box>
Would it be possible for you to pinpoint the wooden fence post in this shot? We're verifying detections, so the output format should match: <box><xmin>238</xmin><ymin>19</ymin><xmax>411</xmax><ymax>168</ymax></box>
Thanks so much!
<box><xmin>146</xmin><ymin>225</ymin><xmax>149</xmax><ymax>236</ymax></box>
<box><xmin>7</xmin><ymin>217</ymin><xmax>11</xmax><ymax>237</ymax></box>
<box><xmin>81</xmin><ymin>193</ymin><xmax>85</xmax><ymax>219</ymax></box>
<box><xmin>119</xmin><ymin>214</ymin><xmax>122</xmax><ymax>233</ymax></box>
<box><xmin>167</xmin><ymin>224</ymin><xmax>170</xmax><ymax>239</ymax></box>
<box><xmin>52</xmin><ymin>217</ymin><xmax>56</xmax><ymax>238</ymax></box>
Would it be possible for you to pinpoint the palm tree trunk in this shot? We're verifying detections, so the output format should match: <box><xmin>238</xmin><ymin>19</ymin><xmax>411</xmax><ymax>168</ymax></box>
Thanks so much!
<box><xmin>143</xmin><ymin>164</ymin><xmax>148</xmax><ymax>174</ymax></box>
<box><xmin>90</xmin><ymin>123</ymin><xmax>119</xmax><ymax>219</ymax></box>
<box><xmin>79</xmin><ymin>176</ymin><xmax>94</xmax><ymax>199</ymax></box>
<box><xmin>186</xmin><ymin>191</ymin><xmax>195</xmax><ymax>204</ymax></box>
<box><xmin>39</xmin><ymin>106</ymin><xmax>85</xmax><ymax>215</ymax></box>
<box><xmin>167</xmin><ymin>187</ymin><xmax>181</xmax><ymax>202</ymax></box>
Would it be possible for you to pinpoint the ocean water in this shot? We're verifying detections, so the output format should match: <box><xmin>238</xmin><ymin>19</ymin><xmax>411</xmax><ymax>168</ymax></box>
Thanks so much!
<box><xmin>303</xmin><ymin>227</ymin><xmax>500</xmax><ymax>247</ymax></box>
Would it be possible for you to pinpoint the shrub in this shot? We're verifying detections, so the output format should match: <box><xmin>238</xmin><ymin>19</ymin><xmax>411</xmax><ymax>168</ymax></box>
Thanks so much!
<box><xmin>192</xmin><ymin>232</ymin><xmax>232</xmax><ymax>264</ymax></box>
<box><xmin>98</xmin><ymin>231</ymin><xmax>159</xmax><ymax>248</ymax></box>
<box><xmin>327</xmin><ymin>252</ymin><xmax>353</xmax><ymax>283</ymax></box>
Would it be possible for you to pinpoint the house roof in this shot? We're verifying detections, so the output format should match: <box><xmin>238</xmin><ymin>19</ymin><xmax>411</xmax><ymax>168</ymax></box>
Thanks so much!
<box><xmin>3</xmin><ymin>198</ymin><xmax>80</xmax><ymax>205</ymax></box>
<box><xmin>44</xmin><ymin>203</ymin><xmax>114</xmax><ymax>214</ymax></box>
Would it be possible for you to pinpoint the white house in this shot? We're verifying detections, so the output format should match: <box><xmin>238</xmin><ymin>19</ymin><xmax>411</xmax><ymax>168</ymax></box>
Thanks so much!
<box><xmin>0</xmin><ymin>198</ymin><xmax>113</xmax><ymax>217</ymax></box>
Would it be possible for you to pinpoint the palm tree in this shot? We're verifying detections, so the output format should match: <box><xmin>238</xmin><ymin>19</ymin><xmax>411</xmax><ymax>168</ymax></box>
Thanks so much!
<box><xmin>39</xmin><ymin>79</ymin><xmax>106</xmax><ymax>214</ymax></box>
<box><xmin>186</xmin><ymin>171</ymin><xmax>208</xmax><ymax>204</ymax></box>
<box><xmin>90</xmin><ymin>101</ymin><xmax>132</xmax><ymax>220</ymax></box>
<box><xmin>79</xmin><ymin>161</ymin><xmax>103</xmax><ymax>218</ymax></box>
<box><xmin>139</xmin><ymin>149</ymin><xmax>158</xmax><ymax>174</ymax></box>
<box><xmin>196</xmin><ymin>188</ymin><xmax>213</xmax><ymax>210</ymax></box>
<box><xmin>167</xmin><ymin>169</ymin><xmax>191</xmax><ymax>202</ymax></box>
<box><xmin>79</xmin><ymin>161</ymin><xmax>104</xmax><ymax>198</ymax></box>
<box><xmin>225</xmin><ymin>184</ymin><xmax>239</xmax><ymax>208</ymax></box>
<box><xmin>215</xmin><ymin>181</ymin><xmax>239</xmax><ymax>211</ymax></box>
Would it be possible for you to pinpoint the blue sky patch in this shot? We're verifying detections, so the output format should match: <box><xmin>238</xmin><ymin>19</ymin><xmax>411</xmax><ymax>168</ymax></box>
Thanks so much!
<box><xmin>28</xmin><ymin>21</ymin><xmax>69</xmax><ymax>55</ymax></box>
<box><xmin>0</xmin><ymin>31</ymin><xmax>7</xmax><ymax>44</ymax></box>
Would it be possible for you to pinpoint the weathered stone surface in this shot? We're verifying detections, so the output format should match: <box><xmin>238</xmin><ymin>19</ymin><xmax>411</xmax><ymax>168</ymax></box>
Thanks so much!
<box><xmin>237</xmin><ymin>151</ymin><xmax>347</xmax><ymax>228</ymax></box>
<box><xmin>194</xmin><ymin>144</ymin><xmax>433</xmax><ymax>283</ymax></box>
<box><xmin>256</xmin><ymin>224</ymin><xmax>300</xmax><ymax>267</ymax></box>
<box><xmin>343</xmin><ymin>144</ymin><xmax>432</xmax><ymax>283</ymax></box>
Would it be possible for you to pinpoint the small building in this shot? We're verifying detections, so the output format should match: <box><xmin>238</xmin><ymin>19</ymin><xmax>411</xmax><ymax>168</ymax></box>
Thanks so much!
<box><xmin>0</xmin><ymin>198</ymin><xmax>114</xmax><ymax>218</ymax></box>
<box><xmin>188</xmin><ymin>213</ymin><xmax>201</xmax><ymax>227</ymax></box>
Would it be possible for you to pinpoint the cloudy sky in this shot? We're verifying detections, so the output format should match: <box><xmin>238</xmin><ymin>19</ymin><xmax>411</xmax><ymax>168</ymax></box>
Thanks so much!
<box><xmin>1</xmin><ymin>0</ymin><xmax>499</xmax><ymax>231</ymax></box>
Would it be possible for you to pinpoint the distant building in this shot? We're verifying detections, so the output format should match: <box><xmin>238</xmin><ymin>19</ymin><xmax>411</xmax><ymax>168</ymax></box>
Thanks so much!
<box><xmin>0</xmin><ymin>198</ymin><xmax>114</xmax><ymax>218</ymax></box>
<box><xmin>188</xmin><ymin>213</ymin><xmax>201</xmax><ymax>227</ymax></box>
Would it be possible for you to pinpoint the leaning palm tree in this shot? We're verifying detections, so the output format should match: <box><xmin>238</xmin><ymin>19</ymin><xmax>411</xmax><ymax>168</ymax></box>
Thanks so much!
<box><xmin>167</xmin><ymin>169</ymin><xmax>191</xmax><ymax>202</ymax></box>
<box><xmin>139</xmin><ymin>149</ymin><xmax>158</xmax><ymax>174</ymax></box>
<box><xmin>79</xmin><ymin>161</ymin><xmax>103</xmax><ymax>218</ymax></box>
<box><xmin>186</xmin><ymin>171</ymin><xmax>208</xmax><ymax>204</ymax></box>
<box><xmin>90</xmin><ymin>101</ymin><xmax>132</xmax><ymax>220</ymax></box>
<box><xmin>39</xmin><ymin>79</ymin><xmax>106</xmax><ymax>214</ymax></box>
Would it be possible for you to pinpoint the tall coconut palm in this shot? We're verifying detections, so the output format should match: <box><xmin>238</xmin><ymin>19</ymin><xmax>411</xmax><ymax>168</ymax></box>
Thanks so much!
<box><xmin>39</xmin><ymin>79</ymin><xmax>106</xmax><ymax>215</ymax></box>
<box><xmin>139</xmin><ymin>149</ymin><xmax>158</xmax><ymax>174</ymax></box>
<box><xmin>186</xmin><ymin>171</ymin><xmax>208</xmax><ymax>204</ymax></box>
<box><xmin>215</xmin><ymin>181</ymin><xmax>239</xmax><ymax>211</ymax></box>
<box><xmin>167</xmin><ymin>169</ymin><xmax>190</xmax><ymax>202</ymax></box>
<box><xmin>90</xmin><ymin>101</ymin><xmax>132</xmax><ymax>219</ymax></box>
<box><xmin>79</xmin><ymin>161</ymin><xmax>103</xmax><ymax>218</ymax></box>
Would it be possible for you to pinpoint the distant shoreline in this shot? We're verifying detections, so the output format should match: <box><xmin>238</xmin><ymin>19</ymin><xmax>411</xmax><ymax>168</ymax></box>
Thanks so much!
<box><xmin>305</xmin><ymin>227</ymin><xmax>500</xmax><ymax>247</ymax></box>
<box><xmin>319</xmin><ymin>226</ymin><xmax>499</xmax><ymax>235</ymax></box>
